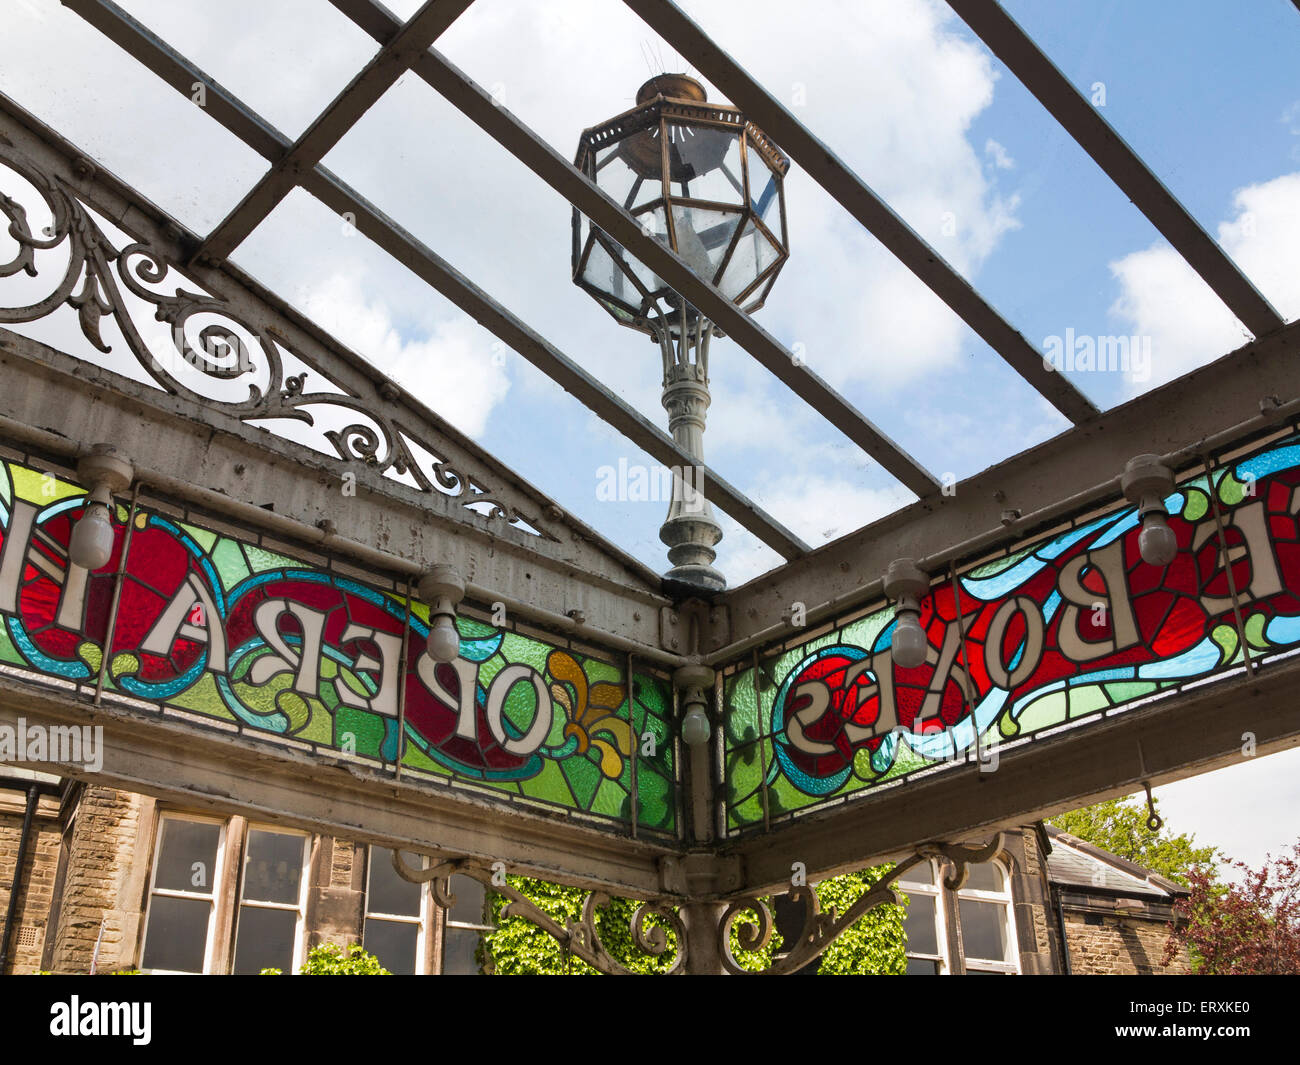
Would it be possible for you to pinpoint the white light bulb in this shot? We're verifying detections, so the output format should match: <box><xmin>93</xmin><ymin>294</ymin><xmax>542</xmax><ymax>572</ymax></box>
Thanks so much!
<box><xmin>1139</xmin><ymin>512</ymin><xmax>1178</xmax><ymax>567</ymax></box>
<box><xmin>891</xmin><ymin>612</ymin><xmax>928</xmax><ymax>670</ymax></box>
<box><xmin>426</xmin><ymin>614</ymin><xmax>460</xmax><ymax>663</ymax></box>
<box><xmin>69</xmin><ymin>502</ymin><xmax>114</xmax><ymax>571</ymax></box>
<box><xmin>681</xmin><ymin>706</ymin><xmax>711</xmax><ymax>746</ymax></box>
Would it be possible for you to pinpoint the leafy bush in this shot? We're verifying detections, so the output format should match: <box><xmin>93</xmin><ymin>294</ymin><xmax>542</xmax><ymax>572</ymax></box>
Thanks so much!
<box><xmin>260</xmin><ymin>942</ymin><xmax>390</xmax><ymax>975</ymax></box>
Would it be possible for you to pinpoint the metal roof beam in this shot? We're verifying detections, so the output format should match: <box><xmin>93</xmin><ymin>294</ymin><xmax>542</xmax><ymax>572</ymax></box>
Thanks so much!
<box><xmin>193</xmin><ymin>0</ymin><xmax>474</xmax><ymax>265</ymax></box>
<box><xmin>59</xmin><ymin>0</ymin><xmax>810</xmax><ymax>560</ymax></box>
<box><xmin>622</xmin><ymin>0</ymin><xmax>1100</xmax><ymax>426</ymax></box>
<box><xmin>328</xmin><ymin>0</ymin><xmax>941</xmax><ymax>499</ymax></box>
<box><xmin>947</xmin><ymin>0</ymin><xmax>1285</xmax><ymax>339</ymax></box>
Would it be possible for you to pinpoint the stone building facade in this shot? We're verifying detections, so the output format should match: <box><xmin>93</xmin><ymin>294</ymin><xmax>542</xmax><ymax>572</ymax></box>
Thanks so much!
<box><xmin>0</xmin><ymin>771</ymin><xmax>1189</xmax><ymax>975</ymax></box>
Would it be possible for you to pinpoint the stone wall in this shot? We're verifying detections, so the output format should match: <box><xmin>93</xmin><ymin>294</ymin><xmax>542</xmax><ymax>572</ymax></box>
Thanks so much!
<box><xmin>1062</xmin><ymin>905</ymin><xmax>1190</xmax><ymax>975</ymax></box>
<box><xmin>48</xmin><ymin>786</ymin><xmax>154</xmax><ymax>974</ymax></box>
<box><xmin>0</xmin><ymin>789</ymin><xmax>62</xmax><ymax>975</ymax></box>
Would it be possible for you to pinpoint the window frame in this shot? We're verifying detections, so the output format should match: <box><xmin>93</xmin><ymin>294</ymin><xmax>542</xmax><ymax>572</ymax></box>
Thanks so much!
<box><xmin>231</xmin><ymin>825</ymin><xmax>311</xmax><ymax>975</ymax></box>
<box><xmin>955</xmin><ymin>859</ymin><xmax>1020</xmax><ymax>975</ymax></box>
<box><xmin>899</xmin><ymin>857</ymin><xmax>950</xmax><ymax>975</ymax></box>
<box><xmin>138</xmin><ymin>812</ymin><xmax>228</xmax><ymax>975</ymax></box>
<box><xmin>440</xmin><ymin>872</ymin><xmax>497</xmax><ymax>975</ymax></box>
<box><xmin>363</xmin><ymin>846</ymin><xmax>433</xmax><ymax>975</ymax></box>
<box><xmin>899</xmin><ymin>856</ymin><xmax>1021</xmax><ymax>976</ymax></box>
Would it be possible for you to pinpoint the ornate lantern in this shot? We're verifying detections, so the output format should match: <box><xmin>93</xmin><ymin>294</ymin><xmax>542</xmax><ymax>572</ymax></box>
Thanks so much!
<box><xmin>572</xmin><ymin>75</ymin><xmax>791</xmax><ymax>592</ymax></box>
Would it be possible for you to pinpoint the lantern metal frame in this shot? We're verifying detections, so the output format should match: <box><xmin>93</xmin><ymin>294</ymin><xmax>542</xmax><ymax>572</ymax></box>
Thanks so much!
<box><xmin>572</xmin><ymin>74</ymin><xmax>790</xmax><ymax>340</ymax></box>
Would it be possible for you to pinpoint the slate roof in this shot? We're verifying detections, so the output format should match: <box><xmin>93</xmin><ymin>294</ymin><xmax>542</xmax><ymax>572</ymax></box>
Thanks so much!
<box><xmin>1044</xmin><ymin>825</ymin><xmax>1190</xmax><ymax>899</ymax></box>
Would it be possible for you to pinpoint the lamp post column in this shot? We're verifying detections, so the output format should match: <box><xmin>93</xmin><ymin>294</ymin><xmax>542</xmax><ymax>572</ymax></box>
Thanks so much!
<box><xmin>659</xmin><ymin>357</ymin><xmax>725</xmax><ymax>592</ymax></box>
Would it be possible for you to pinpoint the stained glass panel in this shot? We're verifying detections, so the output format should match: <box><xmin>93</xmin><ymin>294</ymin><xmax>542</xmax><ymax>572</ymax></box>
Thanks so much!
<box><xmin>723</xmin><ymin>433</ymin><xmax>1300</xmax><ymax>834</ymax></box>
<box><xmin>0</xmin><ymin>455</ymin><xmax>676</xmax><ymax>835</ymax></box>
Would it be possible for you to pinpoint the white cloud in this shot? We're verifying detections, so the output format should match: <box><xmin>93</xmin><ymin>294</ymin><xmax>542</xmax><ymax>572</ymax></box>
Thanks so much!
<box><xmin>984</xmin><ymin>138</ymin><xmax>1014</xmax><ymax>170</ymax></box>
<box><xmin>297</xmin><ymin>274</ymin><xmax>510</xmax><ymax>439</ymax></box>
<box><xmin>1109</xmin><ymin>171</ymin><xmax>1300</xmax><ymax>393</ymax></box>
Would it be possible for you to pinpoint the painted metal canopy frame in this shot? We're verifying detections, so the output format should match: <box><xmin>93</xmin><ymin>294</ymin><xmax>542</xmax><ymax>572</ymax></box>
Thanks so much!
<box><xmin>0</xmin><ymin>0</ymin><xmax>1298</xmax><ymax>974</ymax></box>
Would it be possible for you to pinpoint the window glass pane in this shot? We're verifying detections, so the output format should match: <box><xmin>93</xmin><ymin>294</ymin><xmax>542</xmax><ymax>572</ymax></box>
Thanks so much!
<box><xmin>905</xmin><ymin>956</ymin><xmax>941</xmax><ymax>975</ymax></box>
<box><xmin>243</xmin><ymin>830</ymin><xmax>304</xmax><ymax>905</ymax></box>
<box><xmin>960</xmin><ymin>899</ymin><xmax>1010</xmax><ymax>962</ymax></box>
<box><xmin>153</xmin><ymin>819</ymin><xmax>220</xmax><ymax>894</ymax></box>
<box><xmin>368</xmin><ymin>847</ymin><xmax>421</xmax><ymax>917</ymax></box>
<box><xmin>899</xmin><ymin>860</ymin><xmax>935</xmax><ymax>886</ymax></box>
<box><xmin>964</xmin><ymin>862</ymin><xmax>1005</xmax><ymax>893</ymax></box>
<box><xmin>364</xmin><ymin>918</ymin><xmax>419</xmax><ymax>976</ymax></box>
<box><xmin>232</xmin><ymin>905</ymin><xmax>297</xmax><ymax>974</ymax></box>
<box><xmin>443</xmin><ymin>926</ymin><xmax>488</xmax><ymax>975</ymax></box>
<box><xmin>903</xmin><ymin>894</ymin><xmax>938</xmax><ymax>955</ymax></box>
<box><xmin>141</xmin><ymin>895</ymin><xmax>210</xmax><ymax>973</ymax></box>
<box><xmin>447</xmin><ymin>874</ymin><xmax>489</xmax><ymax>927</ymax></box>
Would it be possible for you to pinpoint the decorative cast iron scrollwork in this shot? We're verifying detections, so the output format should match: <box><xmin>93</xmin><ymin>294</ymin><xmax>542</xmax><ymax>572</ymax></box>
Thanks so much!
<box><xmin>0</xmin><ymin>143</ymin><xmax>555</xmax><ymax>541</ymax></box>
<box><xmin>391</xmin><ymin>851</ymin><xmax>688</xmax><ymax>975</ymax></box>
<box><xmin>719</xmin><ymin>833</ymin><xmax>1007</xmax><ymax>974</ymax></box>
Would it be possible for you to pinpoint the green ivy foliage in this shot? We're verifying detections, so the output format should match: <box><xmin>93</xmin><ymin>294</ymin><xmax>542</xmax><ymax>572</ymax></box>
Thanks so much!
<box><xmin>813</xmin><ymin>867</ymin><xmax>907</xmax><ymax>976</ymax></box>
<box><xmin>483</xmin><ymin>876</ymin><xmax>678</xmax><ymax>975</ymax></box>
<box><xmin>484</xmin><ymin>867</ymin><xmax>907</xmax><ymax>975</ymax></box>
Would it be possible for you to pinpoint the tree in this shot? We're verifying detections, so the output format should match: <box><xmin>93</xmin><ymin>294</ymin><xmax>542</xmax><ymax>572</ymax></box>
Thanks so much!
<box><xmin>1164</xmin><ymin>843</ymin><xmax>1300</xmax><ymax>974</ymax></box>
<box><xmin>1047</xmin><ymin>796</ymin><xmax>1219</xmax><ymax>886</ymax></box>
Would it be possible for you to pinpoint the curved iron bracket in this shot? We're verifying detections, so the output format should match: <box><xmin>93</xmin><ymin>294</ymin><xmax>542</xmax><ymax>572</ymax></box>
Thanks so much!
<box><xmin>391</xmin><ymin>850</ymin><xmax>689</xmax><ymax>975</ymax></box>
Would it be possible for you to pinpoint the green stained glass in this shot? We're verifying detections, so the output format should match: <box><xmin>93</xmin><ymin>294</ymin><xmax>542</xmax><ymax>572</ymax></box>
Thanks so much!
<box><xmin>1183</xmin><ymin>487</ymin><xmax>1209</xmax><ymax>522</ymax></box>
<box><xmin>726</xmin><ymin>742</ymin><xmax>763</xmax><ymax>803</ymax></box>
<box><xmin>591</xmin><ymin>777</ymin><xmax>629</xmax><ymax>817</ymax></box>
<box><xmin>458</xmin><ymin>616</ymin><xmax>497</xmax><ymax>639</ymax></box>
<box><xmin>1067</xmin><ymin>684</ymin><xmax>1109</xmax><ymax>718</ymax></box>
<box><xmin>634</xmin><ymin>766</ymin><xmax>673</xmax><ymax>831</ymax></box>
<box><xmin>179</xmin><ymin>524</ymin><xmax>217</xmax><ymax>552</ymax></box>
<box><xmin>967</xmin><ymin>544</ymin><xmax>1035</xmax><ymax>579</ymax></box>
<box><xmin>10</xmin><ymin>466</ymin><xmax>78</xmax><ymax>503</ymax></box>
<box><xmin>211</xmin><ymin>538</ymin><xmax>252</xmax><ymax>589</ymax></box>
<box><xmin>242</xmin><ymin>543</ymin><xmax>301</xmax><ymax>573</ymax></box>
<box><xmin>725</xmin><ymin>673</ymin><xmax>760</xmax><ymax>745</ymax></box>
<box><xmin>0</xmin><ymin>620</ymin><xmax>26</xmax><ymax>666</ymax></box>
<box><xmin>336</xmin><ymin>707</ymin><xmax>385</xmax><ymax>757</ymax></box>
<box><xmin>529</xmin><ymin>756</ymin><xmax>572</xmax><ymax>803</ymax></box>
<box><xmin>166</xmin><ymin>673</ymin><xmax>236</xmax><ymax>721</ymax></box>
<box><xmin>1101</xmin><ymin>681</ymin><xmax>1158</xmax><ymax>703</ymax></box>
<box><xmin>1219</xmin><ymin>471</ymin><xmax>1248</xmax><ymax>505</ymax></box>
<box><xmin>1014</xmin><ymin>691</ymin><xmax>1068</xmax><ymax>733</ymax></box>
<box><xmin>729</xmin><ymin>793</ymin><xmax>764</xmax><ymax>830</ymax></box>
<box><xmin>498</xmin><ymin>634</ymin><xmax>550</xmax><ymax>673</ymax></box>
<box><xmin>500</xmin><ymin>672</ymin><xmax>544</xmax><ymax>739</ymax></box>
<box><xmin>400</xmin><ymin>737</ymin><xmax>451</xmax><ymax>777</ymax></box>
<box><xmin>1244</xmin><ymin>612</ymin><xmax>1268</xmax><ymax>650</ymax></box>
<box><xmin>1211</xmin><ymin>623</ymin><xmax>1238</xmax><ymax>663</ymax></box>
<box><xmin>562</xmin><ymin>750</ymin><xmax>603</xmax><ymax>810</ymax></box>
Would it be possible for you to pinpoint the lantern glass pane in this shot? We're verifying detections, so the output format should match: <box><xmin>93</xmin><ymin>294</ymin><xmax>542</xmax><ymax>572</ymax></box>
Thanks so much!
<box><xmin>670</xmin><ymin>205</ymin><xmax>741</xmax><ymax>283</ymax></box>
<box><xmin>596</xmin><ymin>141</ymin><xmax>661</xmax><ymax>210</ymax></box>
<box><xmin>665</xmin><ymin>124</ymin><xmax>741</xmax><ymax>202</ymax></box>
<box><xmin>629</xmin><ymin>203</ymin><xmax>670</xmax><ymax>295</ymax></box>
<box><xmin>748</xmin><ymin>137</ymin><xmax>782</xmax><ymax>234</ymax></box>
<box><xmin>718</xmin><ymin>218</ymin><xmax>780</xmax><ymax>300</ymax></box>
<box><xmin>582</xmin><ymin>233</ymin><xmax>640</xmax><ymax>309</ymax></box>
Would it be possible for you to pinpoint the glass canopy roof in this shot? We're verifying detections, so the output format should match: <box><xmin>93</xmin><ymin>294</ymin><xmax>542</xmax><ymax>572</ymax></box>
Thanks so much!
<box><xmin>2</xmin><ymin>0</ymin><xmax>1296</xmax><ymax>587</ymax></box>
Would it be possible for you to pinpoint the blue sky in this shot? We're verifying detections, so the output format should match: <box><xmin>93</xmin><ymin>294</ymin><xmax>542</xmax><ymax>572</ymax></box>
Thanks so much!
<box><xmin>2</xmin><ymin>0</ymin><xmax>1299</xmax><ymax>872</ymax></box>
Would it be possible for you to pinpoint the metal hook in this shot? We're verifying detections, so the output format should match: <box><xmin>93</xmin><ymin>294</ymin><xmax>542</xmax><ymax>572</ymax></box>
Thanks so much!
<box><xmin>1141</xmin><ymin>781</ymin><xmax>1163</xmax><ymax>832</ymax></box>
